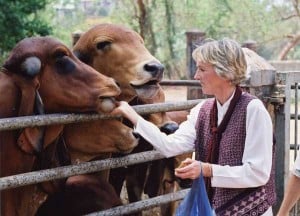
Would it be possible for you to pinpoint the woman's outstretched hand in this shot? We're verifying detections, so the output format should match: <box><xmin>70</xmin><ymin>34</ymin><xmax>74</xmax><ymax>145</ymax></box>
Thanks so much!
<box><xmin>110</xmin><ymin>101</ymin><xmax>140</xmax><ymax>126</ymax></box>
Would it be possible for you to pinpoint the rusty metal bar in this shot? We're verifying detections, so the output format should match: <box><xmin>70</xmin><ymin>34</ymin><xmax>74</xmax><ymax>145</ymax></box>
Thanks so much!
<box><xmin>160</xmin><ymin>79</ymin><xmax>249</xmax><ymax>88</ymax></box>
<box><xmin>0</xmin><ymin>150</ymin><xmax>193</xmax><ymax>191</ymax></box>
<box><xmin>86</xmin><ymin>189</ymin><xmax>190</xmax><ymax>216</ymax></box>
<box><xmin>0</xmin><ymin>99</ymin><xmax>201</xmax><ymax>131</ymax></box>
<box><xmin>160</xmin><ymin>80</ymin><xmax>199</xmax><ymax>86</ymax></box>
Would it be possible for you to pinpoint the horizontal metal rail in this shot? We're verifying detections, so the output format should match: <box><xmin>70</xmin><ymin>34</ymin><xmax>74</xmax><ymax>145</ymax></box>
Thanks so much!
<box><xmin>0</xmin><ymin>99</ymin><xmax>201</xmax><ymax>131</ymax></box>
<box><xmin>160</xmin><ymin>79</ymin><xmax>250</xmax><ymax>88</ymax></box>
<box><xmin>160</xmin><ymin>80</ymin><xmax>199</xmax><ymax>86</ymax></box>
<box><xmin>291</xmin><ymin>83</ymin><xmax>300</xmax><ymax>90</ymax></box>
<box><xmin>86</xmin><ymin>189</ymin><xmax>190</xmax><ymax>216</ymax></box>
<box><xmin>291</xmin><ymin>114</ymin><xmax>300</xmax><ymax>120</ymax></box>
<box><xmin>0</xmin><ymin>150</ymin><xmax>193</xmax><ymax>191</ymax></box>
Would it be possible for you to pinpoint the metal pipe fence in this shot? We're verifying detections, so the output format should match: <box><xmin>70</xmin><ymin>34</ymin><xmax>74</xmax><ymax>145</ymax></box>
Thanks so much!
<box><xmin>0</xmin><ymin>77</ymin><xmax>299</xmax><ymax>215</ymax></box>
<box><xmin>86</xmin><ymin>189</ymin><xmax>190</xmax><ymax>216</ymax></box>
<box><xmin>0</xmin><ymin>149</ymin><xmax>193</xmax><ymax>191</ymax></box>
<box><xmin>0</xmin><ymin>99</ymin><xmax>201</xmax><ymax>131</ymax></box>
<box><xmin>0</xmin><ymin>94</ymin><xmax>200</xmax><ymax>215</ymax></box>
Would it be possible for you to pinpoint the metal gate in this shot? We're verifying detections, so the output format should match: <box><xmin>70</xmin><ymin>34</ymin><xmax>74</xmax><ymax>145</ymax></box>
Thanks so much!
<box><xmin>276</xmin><ymin>71</ymin><xmax>300</xmax><ymax>216</ymax></box>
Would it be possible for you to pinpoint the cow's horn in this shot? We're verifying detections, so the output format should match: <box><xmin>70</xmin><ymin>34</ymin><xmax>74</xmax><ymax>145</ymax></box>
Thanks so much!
<box><xmin>21</xmin><ymin>56</ymin><xmax>41</xmax><ymax>77</ymax></box>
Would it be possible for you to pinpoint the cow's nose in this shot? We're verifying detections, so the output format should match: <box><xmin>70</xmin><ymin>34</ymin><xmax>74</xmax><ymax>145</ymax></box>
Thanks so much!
<box><xmin>132</xmin><ymin>132</ymin><xmax>140</xmax><ymax>139</ymax></box>
<box><xmin>144</xmin><ymin>62</ymin><xmax>164</xmax><ymax>78</ymax></box>
<box><xmin>160</xmin><ymin>122</ymin><xmax>179</xmax><ymax>135</ymax></box>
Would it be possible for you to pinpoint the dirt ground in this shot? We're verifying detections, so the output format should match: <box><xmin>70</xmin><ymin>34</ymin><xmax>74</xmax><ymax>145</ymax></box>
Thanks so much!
<box><xmin>162</xmin><ymin>86</ymin><xmax>187</xmax><ymax>102</ymax></box>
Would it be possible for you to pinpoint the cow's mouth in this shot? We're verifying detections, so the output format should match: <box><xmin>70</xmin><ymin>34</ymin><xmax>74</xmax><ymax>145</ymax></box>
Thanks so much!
<box><xmin>130</xmin><ymin>79</ymin><xmax>160</xmax><ymax>99</ymax></box>
<box><xmin>97</xmin><ymin>97</ymin><xmax>117</xmax><ymax>113</ymax></box>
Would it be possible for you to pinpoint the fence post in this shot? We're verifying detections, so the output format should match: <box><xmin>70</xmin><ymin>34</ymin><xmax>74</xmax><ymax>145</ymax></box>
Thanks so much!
<box><xmin>272</xmin><ymin>88</ymin><xmax>287</xmax><ymax>213</ymax></box>
<box><xmin>185</xmin><ymin>30</ymin><xmax>206</xmax><ymax>99</ymax></box>
<box><xmin>275</xmin><ymin>72</ymin><xmax>300</xmax><ymax>214</ymax></box>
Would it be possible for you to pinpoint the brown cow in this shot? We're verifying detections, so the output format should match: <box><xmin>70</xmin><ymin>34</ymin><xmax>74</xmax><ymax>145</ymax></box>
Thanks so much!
<box><xmin>0</xmin><ymin>36</ymin><xmax>123</xmax><ymax>216</ymax></box>
<box><xmin>70</xmin><ymin>23</ymin><xmax>179</xmax><ymax>215</ymax></box>
<box><xmin>62</xmin><ymin>23</ymin><xmax>176</xmax><ymax>166</ymax></box>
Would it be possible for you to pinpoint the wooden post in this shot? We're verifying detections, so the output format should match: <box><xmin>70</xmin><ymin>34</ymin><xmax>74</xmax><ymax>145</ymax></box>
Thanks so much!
<box><xmin>273</xmin><ymin>96</ymin><xmax>286</xmax><ymax>213</ymax></box>
<box><xmin>242</xmin><ymin>40</ymin><xmax>257</xmax><ymax>52</ymax></box>
<box><xmin>185</xmin><ymin>30</ymin><xmax>206</xmax><ymax>99</ymax></box>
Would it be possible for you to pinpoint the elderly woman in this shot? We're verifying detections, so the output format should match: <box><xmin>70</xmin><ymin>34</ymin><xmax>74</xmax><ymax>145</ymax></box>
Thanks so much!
<box><xmin>111</xmin><ymin>38</ymin><xmax>276</xmax><ymax>215</ymax></box>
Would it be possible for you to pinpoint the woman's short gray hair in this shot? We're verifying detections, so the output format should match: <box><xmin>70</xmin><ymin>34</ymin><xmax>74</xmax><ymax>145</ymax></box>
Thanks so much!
<box><xmin>192</xmin><ymin>38</ymin><xmax>247</xmax><ymax>85</ymax></box>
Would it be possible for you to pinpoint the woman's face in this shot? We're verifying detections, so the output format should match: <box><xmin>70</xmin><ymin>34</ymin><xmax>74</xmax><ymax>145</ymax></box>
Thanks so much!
<box><xmin>194</xmin><ymin>61</ymin><xmax>226</xmax><ymax>95</ymax></box>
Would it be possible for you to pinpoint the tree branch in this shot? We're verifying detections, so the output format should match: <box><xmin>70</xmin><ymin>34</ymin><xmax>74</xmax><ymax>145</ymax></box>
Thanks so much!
<box><xmin>278</xmin><ymin>32</ymin><xmax>300</xmax><ymax>60</ymax></box>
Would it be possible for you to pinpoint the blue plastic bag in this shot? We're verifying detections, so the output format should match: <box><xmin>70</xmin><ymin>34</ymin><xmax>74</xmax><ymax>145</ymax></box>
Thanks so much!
<box><xmin>175</xmin><ymin>172</ymin><xmax>215</xmax><ymax>216</ymax></box>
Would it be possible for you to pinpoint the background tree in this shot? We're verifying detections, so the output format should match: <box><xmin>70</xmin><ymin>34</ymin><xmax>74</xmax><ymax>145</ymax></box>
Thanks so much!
<box><xmin>111</xmin><ymin>0</ymin><xmax>299</xmax><ymax>78</ymax></box>
<box><xmin>274</xmin><ymin>0</ymin><xmax>300</xmax><ymax>60</ymax></box>
<box><xmin>1</xmin><ymin>0</ymin><xmax>299</xmax><ymax>77</ymax></box>
<box><xmin>0</xmin><ymin>0</ymin><xmax>52</xmax><ymax>63</ymax></box>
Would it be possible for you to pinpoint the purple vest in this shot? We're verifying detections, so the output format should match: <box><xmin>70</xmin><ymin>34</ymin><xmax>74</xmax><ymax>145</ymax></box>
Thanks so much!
<box><xmin>195</xmin><ymin>93</ymin><xmax>276</xmax><ymax>216</ymax></box>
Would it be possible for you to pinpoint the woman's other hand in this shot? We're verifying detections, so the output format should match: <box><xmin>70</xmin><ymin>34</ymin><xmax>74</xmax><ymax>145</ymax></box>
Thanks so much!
<box><xmin>175</xmin><ymin>158</ymin><xmax>212</xmax><ymax>179</ymax></box>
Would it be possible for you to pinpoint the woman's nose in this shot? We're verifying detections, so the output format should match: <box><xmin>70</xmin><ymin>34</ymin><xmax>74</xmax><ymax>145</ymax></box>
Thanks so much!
<box><xmin>194</xmin><ymin>70</ymin><xmax>200</xmax><ymax>80</ymax></box>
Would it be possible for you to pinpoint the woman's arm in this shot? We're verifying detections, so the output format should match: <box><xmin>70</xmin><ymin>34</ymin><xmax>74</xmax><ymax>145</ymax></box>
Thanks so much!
<box><xmin>111</xmin><ymin>101</ymin><xmax>203</xmax><ymax>157</ymax></box>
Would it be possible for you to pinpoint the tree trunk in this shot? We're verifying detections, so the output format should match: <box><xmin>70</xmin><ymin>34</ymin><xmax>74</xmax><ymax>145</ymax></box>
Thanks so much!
<box><xmin>163</xmin><ymin>0</ymin><xmax>182</xmax><ymax>79</ymax></box>
<box><xmin>278</xmin><ymin>32</ymin><xmax>300</xmax><ymax>60</ymax></box>
<box><xmin>136</xmin><ymin>0</ymin><xmax>157</xmax><ymax>56</ymax></box>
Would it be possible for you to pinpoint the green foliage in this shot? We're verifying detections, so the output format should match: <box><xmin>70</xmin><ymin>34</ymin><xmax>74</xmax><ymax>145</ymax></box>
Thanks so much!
<box><xmin>0</xmin><ymin>0</ymin><xmax>52</xmax><ymax>63</ymax></box>
<box><xmin>110</xmin><ymin>0</ymin><xmax>299</xmax><ymax>78</ymax></box>
<box><xmin>43</xmin><ymin>0</ymin><xmax>115</xmax><ymax>48</ymax></box>
<box><xmin>1</xmin><ymin>0</ymin><xmax>298</xmax><ymax>75</ymax></box>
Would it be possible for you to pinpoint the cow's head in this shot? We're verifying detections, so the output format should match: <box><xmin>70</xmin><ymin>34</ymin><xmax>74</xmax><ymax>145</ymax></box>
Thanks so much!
<box><xmin>1</xmin><ymin>36</ymin><xmax>121</xmax><ymax>154</ymax></box>
<box><xmin>3</xmin><ymin>36</ymin><xmax>121</xmax><ymax>115</ymax></box>
<box><xmin>63</xmin><ymin>24</ymin><xmax>178</xmax><ymax>163</ymax></box>
<box><xmin>73</xmin><ymin>23</ymin><xmax>164</xmax><ymax>103</ymax></box>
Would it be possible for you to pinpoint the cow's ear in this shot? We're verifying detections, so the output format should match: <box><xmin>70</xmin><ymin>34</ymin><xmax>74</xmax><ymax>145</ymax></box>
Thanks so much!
<box><xmin>3</xmin><ymin>58</ymin><xmax>42</xmax><ymax>116</ymax></box>
<box><xmin>18</xmin><ymin>125</ymin><xmax>64</xmax><ymax>154</ymax></box>
<box><xmin>3</xmin><ymin>55</ymin><xmax>42</xmax><ymax>116</ymax></box>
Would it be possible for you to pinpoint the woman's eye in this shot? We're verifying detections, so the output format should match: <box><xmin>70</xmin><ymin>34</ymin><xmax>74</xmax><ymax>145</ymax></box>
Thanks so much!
<box><xmin>197</xmin><ymin>67</ymin><xmax>205</xmax><ymax>72</ymax></box>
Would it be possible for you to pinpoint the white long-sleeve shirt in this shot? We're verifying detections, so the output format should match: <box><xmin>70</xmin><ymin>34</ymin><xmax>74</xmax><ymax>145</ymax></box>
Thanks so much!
<box><xmin>134</xmin><ymin>92</ymin><xmax>274</xmax><ymax>215</ymax></box>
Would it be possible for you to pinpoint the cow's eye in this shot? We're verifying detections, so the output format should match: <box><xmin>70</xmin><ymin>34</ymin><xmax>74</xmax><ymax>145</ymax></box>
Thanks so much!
<box><xmin>53</xmin><ymin>50</ymin><xmax>68</xmax><ymax>59</ymax></box>
<box><xmin>55</xmin><ymin>57</ymin><xmax>75</xmax><ymax>74</ymax></box>
<box><xmin>96</xmin><ymin>41</ymin><xmax>111</xmax><ymax>50</ymax></box>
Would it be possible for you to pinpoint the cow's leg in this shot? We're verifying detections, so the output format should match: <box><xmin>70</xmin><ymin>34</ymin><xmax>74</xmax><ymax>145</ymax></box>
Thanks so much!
<box><xmin>126</xmin><ymin>162</ymin><xmax>148</xmax><ymax>202</ymax></box>
<box><xmin>109</xmin><ymin>156</ymin><xmax>127</xmax><ymax>196</ymax></box>
<box><xmin>144</xmin><ymin>159</ymin><xmax>166</xmax><ymax>198</ymax></box>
